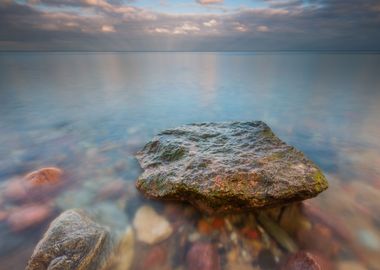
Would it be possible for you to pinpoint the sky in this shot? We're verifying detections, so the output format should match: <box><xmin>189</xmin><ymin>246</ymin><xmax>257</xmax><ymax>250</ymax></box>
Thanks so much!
<box><xmin>0</xmin><ymin>0</ymin><xmax>380</xmax><ymax>51</ymax></box>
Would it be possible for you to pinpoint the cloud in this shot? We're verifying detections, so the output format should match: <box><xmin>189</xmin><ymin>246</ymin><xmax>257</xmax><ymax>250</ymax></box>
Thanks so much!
<box><xmin>173</xmin><ymin>22</ymin><xmax>200</xmax><ymax>34</ymax></box>
<box><xmin>256</xmin><ymin>25</ymin><xmax>269</xmax><ymax>32</ymax></box>
<box><xmin>153</xmin><ymin>27</ymin><xmax>170</xmax><ymax>34</ymax></box>
<box><xmin>233</xmin><ymin>22</ymin><xmax>248</xmax><ymax>32</ymax></box>
<box><xmin>196</xmin><ymin>0</ymin><xmax>223</xmax><ymax>5</ymax></box>
<box><xmin>101</xmin><ymin>25</ymin><xmax>115</xmax><ymax>32</ymax></box>
<box><xmin>203</xmin><ymin>19</ymin><xmax>218</xmax><ymax>27</ymax></box>
<box><xmin>1</xmin><ymin>0</ymin><xmax>380</xmax><ymax>51</ymax></box>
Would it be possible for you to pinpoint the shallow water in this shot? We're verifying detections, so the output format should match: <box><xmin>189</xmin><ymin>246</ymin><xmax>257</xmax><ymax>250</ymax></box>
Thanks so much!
<box><xmin>0</xmin><ymin>52</ymin><xmax>380</xmax><ymax>269</ymax></box>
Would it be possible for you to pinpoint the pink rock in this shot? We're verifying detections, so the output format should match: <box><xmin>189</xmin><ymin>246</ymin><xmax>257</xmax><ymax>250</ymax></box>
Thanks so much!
<box><xmin>187</xmin><ymin>242</ymin><xmax>221</xmax><ymax>270</ymax></box>
<box><xmin>0</xmin><ymin>210</ymin><xmax>8</xmax><ymax>221</ymax></box>
<box><xmin>7</xmin><ymin>204</ymin><xmax>53</xmax><ymax>232</ymax></box>
<box><xmin>4</xmin><ymin>169</ymin><xmax>65</xmax><ymax>203</ymax></box>
<box><xmin>24</xmin><ymin>167</ymin><xmax>63</xmax><ymax>186</ymax></box>
<box><xmin>3</xmin><ymin>177</ymin><xmax>29</xmax><ymax>201</ymax></box>
<box><xmin>297</xmin><ymin>223</ymin><xmax>340</xmax><ymax>258</ymax></box>
<box><xmin>281</xmin><ymin>251</ymin><xmax>332</xmax><ymax>270</ymax></box>
<box><xmin>302</xmin><ymin>201</ymin><xmax>352</xmax><ymax>242</ymax></box>
<box><xmin>139</xmin><ymin>245</ymin><xmax>168</xmax><ymax>270</ymax></box>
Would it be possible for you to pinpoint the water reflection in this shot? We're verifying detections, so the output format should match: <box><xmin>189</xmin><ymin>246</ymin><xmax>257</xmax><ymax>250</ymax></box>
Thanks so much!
<box><xmin>0</xmin><ymin>52</ymin><xmax>380</xmax><ymax>269</ymax></box>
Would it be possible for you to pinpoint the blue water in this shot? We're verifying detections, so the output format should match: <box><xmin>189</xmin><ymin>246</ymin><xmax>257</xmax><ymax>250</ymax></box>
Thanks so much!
<box><xmin>1</xmin><ymin>52</ymin><xmax>380</xmax><ymax>269</ymax></box>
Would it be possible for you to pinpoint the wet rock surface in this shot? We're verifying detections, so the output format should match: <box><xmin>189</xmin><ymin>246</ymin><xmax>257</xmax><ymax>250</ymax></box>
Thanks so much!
<box><xmin>26</xmin><ymin>209</ymin><xmax>113</xmax><ymax>270</ymax></box>
<box><xmin>136</xmin><ymin>121</ymin><xmax>328</xmax><ymax>214</ymax></box>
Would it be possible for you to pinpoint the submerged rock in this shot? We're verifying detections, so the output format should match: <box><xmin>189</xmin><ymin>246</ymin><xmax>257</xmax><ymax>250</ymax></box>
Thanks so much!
<box><xmin>26</xmin><ymin>209</ymin><xmax>113</xmax><ymax>270</ymax></box>
<box><xmin>281</xmin><ymin>251</ymin><xmax>331</xmax><ymax>270</ymax></box>
<box><xmin>7</xmin><ymin>204</ymin><xmax>53</xmax><ymax>232</ymax></box>
<box><xmin>133</xmin><ymin>205</ymin><xmax>173</xmax><ymax>245</ymax></box>
<box><xmin>186</xmin><ymin>242</ymin><xmax>221</xmax><ymax>270</ymax></box>
<box><xmin>136</xmin><ymin>121</ymin><xmax>328</xmax><ymax>214</ymax></box>
<box><xmin>25</xmin><ymin>167</ymin><xmax>63</xmax><ymax>186</ymax></box>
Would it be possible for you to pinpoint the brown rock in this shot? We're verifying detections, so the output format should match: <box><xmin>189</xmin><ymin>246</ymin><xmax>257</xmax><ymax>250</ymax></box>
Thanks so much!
<box><xmin>25</xmin><ymin>167</ymin><xmax>63</xmax><ymax>186</ymax></box>
<box><xmin>26</xmin><ymin>209</ymin><xmax>113</xmax><ymax>270</ymax></box>
<box><xmin>7</xmin><ymin>204</ymin><xmax>52</xmax><ymax>232</ymax></box>
<box><xmin>136</xmin><ymin>121</ymin><xmax>328</xmax><ymax>214</ymax></box>
<box><xmin>186</xmin><ymin>242</ymin><xmax>221</xmax><ymax>270</ymax></box>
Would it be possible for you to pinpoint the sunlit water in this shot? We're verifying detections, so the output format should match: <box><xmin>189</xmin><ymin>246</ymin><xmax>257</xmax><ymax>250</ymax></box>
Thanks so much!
<box><xmin>0</xmin><ymin>52</ymin><xmax>380</xmax><ymax>269</ymax></box>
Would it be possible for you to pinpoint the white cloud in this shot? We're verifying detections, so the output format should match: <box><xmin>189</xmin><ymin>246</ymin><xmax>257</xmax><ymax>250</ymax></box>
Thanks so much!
<box><xmin>234</xmin><ymin>22</ymin><xmax>248</xmax><ymax>32</ymax></box>
<box><xmin>257</xmin><ymin>25</ymin><xmax>269</xmax><ymax>32</ymax></box>
<box><xmin>173</xmin><ymin>22</ymin><xmax>200</xmax><ymax>34</ymax></box>
<box><xmin>154</xmin><ymin>27</ymin><xmax>170</xmax><ymax>34</ymax></box>
<box><xmin>101</xmin><ymin>25</ymin><xmax>115</xmax><ymax>33</ymax></box>
<box><xmin>203</xmin><ymin>19</ymin><xmax>218</xmax><ymax>27</ymax></box>
<box><xmin>197</xmin><ymin>0</ymin><xmax>223</xmax><ymax>5</ymax></box>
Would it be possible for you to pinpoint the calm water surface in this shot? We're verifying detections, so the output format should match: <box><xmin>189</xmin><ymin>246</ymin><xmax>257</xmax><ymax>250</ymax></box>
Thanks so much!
<box><xmin>0</xmin><ymin>52</ymin><xmax>380</xmax><ymax>269</ymax></box>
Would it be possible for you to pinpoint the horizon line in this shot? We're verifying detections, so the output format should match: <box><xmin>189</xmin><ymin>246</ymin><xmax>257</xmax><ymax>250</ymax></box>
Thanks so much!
<box><xmin>1</xmin><ymin>49</ymin><xmax>380</xmax><ymax>54</ymax></box>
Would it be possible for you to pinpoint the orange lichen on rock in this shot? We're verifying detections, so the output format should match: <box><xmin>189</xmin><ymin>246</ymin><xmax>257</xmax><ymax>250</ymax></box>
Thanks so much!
<box><xmin>24</xmin><ymin>167</ymin><xmax>63</xmax><ymax>186</ymax></box>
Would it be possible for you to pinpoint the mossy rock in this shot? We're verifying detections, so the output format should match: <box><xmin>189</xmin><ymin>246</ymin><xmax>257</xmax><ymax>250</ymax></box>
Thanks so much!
<box><xmin>135</xmin><ymin>121</ymin><xmax>328</xmax><ymax>214</ymax></box>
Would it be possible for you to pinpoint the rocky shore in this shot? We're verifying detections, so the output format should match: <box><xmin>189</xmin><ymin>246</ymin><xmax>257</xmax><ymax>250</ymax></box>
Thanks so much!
<box><xmin>22</xmin><ymin>121</ymin><xmax>379</xmax><ymax>270</ymax></box>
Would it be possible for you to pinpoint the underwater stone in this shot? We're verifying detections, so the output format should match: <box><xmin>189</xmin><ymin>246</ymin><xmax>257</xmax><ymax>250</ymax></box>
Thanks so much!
<box><xmin>133</xmin><ymin>205</ymin><xmax>173</xmax><ymax>245</ymax></box>
<box><xmin>26</xmin><ymin>209</ymin><xmax>113</xmax><ymax>270</ymax></box>
<box><xmin>136</xmin><ymin>121</ymin><xmax>328</xmax><ymax>214</ymax></box>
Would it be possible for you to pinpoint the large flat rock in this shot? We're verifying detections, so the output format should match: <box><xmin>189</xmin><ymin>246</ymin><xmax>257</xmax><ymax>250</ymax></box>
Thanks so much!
<box><xmin>136</xmin><ymin>121</ymin><xmax>328</xmax><ymax>214</ymax></box>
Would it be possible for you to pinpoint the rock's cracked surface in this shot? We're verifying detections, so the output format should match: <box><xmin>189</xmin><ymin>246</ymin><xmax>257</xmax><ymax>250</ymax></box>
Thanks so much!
<box><xmin>136</xmin><ymin>121</ymin><xmax>328</xmax><ymax>214</ymax></box>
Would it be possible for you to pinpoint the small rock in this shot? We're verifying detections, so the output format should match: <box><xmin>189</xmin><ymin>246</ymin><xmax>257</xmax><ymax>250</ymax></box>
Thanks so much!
<box><xmin>211</xmin><ymin>217</ymin><xmax>225</xmax><ymax>230</ymax></box>
<box><xmin>3</xmin><ymin>175</ymin><xmax>63</xmax><ymax>204</ymax></box>
<box><xmin>188</xmin><ymin>232</ymin><xmax>201</xmax><ymax>242</ymax></box>
<box><xmin>139</xmin><ymin>245</ymin><xmax>168</xmax><ymax>270</ymax></box>
<box><xmin>0</xmin><ymin>210</ymin><xmax>8</xmax><ymax>221</ymax></box>
<box><xmin>281</xmin><ymin>251</ymin><xmax>331</xmax><ymax>270</ymax></box>
<box><xmin>186</xmin><ymin>242</ymin><xmax>221</xmax><ymax>270</ymax></box>
<box><xmin>7</xmin><ymin>204</ymin><xmax>52</xmax><ymax>232</ymax></box>
<box><xmin>227</xmin><ymin>248</ymin><xmax>239</xmax><ymax>263</ymax></box>
<box><xmin>3</xmin><ymin>177</ymin><xmax>29</xmax><ymax>201</ymax></box>
<box><xmin>297</xmin><ymin>223</ymin><xmax>340</xmax><ymax>257</ymax></box>
<box><xmin>25</xmin><ymin>167</ymin><xmax>63</xmax><ymax>186</ymax></box>
<box><xmin>26</xmin><ymin>209</ymin><xmax>113</xmax><ymax>270</ymax></box>
<box><xmin>197</xmin><ymin>219</ymin><xmax>213</xmax><ymax>235</ymax></box>
<box><xmin>241</xmin><ymin>227</ymin><xmax>259</xmax><ymax>240</ymax></box>
<box><xmin>106</xmin><ymin>226</ymin><xmax>135</xmax><ymax>270</ymax></box>
<box><xmin>337</xmin><ymin>261</ymin><xmax>367</xmax><ymax>270</ymax></box>
<box><xmin>133</xmin><ymin>205</ymin><xmax>173</xmax><ymax>245</ymax></box>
